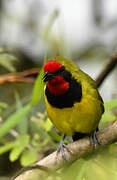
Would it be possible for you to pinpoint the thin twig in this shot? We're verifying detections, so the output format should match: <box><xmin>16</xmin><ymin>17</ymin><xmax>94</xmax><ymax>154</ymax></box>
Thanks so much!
<box><xmin>0</xmin><ymin>68</ymin><xmax>39</xmax><ymax>85</ymax></box>
<box><xmin>96</xmin><ymin>50</ymin><xmax>117</xmax><ymax>87</ymax></box>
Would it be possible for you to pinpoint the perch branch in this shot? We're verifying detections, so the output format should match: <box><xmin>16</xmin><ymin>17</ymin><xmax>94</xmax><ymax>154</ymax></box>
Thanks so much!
<box><xmin>14</xmin><ymin>120</ymin><xmax>117</xmax><ymax>180</ymax></box>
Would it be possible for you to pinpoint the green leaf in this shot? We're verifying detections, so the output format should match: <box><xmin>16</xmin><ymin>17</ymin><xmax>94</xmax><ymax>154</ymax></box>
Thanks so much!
<box><xmin>109</xmin><ymin>143</ymin><xmax>116</xmax><ymax>154</ymax></box>
<box><xmin>41</xmin><ymin>118</ymin><xmax>53</xmax><ymax>131</ymax></box>
<box><xmin>30</xmin><ymin>68</ymin><xmax>44</xmax><ymax>106</ymax></box>
<box><xmin>0</xmin><ymin>102</ymin><xmax>8</xmax><ymax>113</ymax></box>
<box><xmin>0</xmin><ymin>142</ymin><xmax>16</xmax><ymax>155</ymax></box>
<box><xmin>104</xmin><ymin>99</ymin><xmax>117</xmax><ymax>111</ymax></box>
<box><xmin>0</xmin><ymin>102</ymin><xmax>8</xmax><ymax>109</ymax></box>
<box><xmin>15</xmin><ymin>91</ymin><xmax>28</xmax><ymax>135</ymax></box>
<box><xmin>63</xmin><ymin>158</ymin><xmax>87</xmax><ymax>180</ymax></box>
<box><xmin>75</xmin><ymin>160</ymin><xmax>88</xmax><ymax>180</ymax></box>
<box><xmin>30</xmin><ymin>55</ymin><xmax>48</xmax><ymax>106</ymax></box>
<box><xmin>10</xmin><ymin>146</ymin><xmax>25</xmax><ymax>162</ymax></box>
<box><xmin>9</xmin><ymin>135</ymin><xmax>30</xmax><ymax>162</ymax></box>
<box><xmin>30</xmin><ymin>121</ymin><xmax>49</xmax><ymax>140</ymax></box>
<box><xmin>0</xmin><ymin>104</ymin><xmax>31</xmax><ymax>138</ymax></box>
<box><xmin>48</xmin><ymin>131</ymin><xmax>62</xmax><ymax>142</ymax></box>
<box><xmin>20</xmin><ymin>149</ymin><xmax>38</xmax><ymax>166</ymax></box>
<box><xmin>0</xmin><ymin>53</ymin><xmax>18</xmax><ymax>72</ymax></box>
<box><xmin>101</xmin><ymin>113</ymin><xmax>116</xmax><ymax>122</ymax></box>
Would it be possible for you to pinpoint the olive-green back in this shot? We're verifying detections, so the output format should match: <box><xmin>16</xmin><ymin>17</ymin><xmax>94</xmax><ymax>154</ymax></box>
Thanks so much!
<box><xmin>49</xmin><ymin>56</ymin><xmax>104</xmax><ymax>113</ymax></box>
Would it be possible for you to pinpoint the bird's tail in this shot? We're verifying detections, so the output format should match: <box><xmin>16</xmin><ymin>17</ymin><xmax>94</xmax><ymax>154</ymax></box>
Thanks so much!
<box><xmin>72</xmin><ymin>132</ymin><xmax>87</xmax><ymax>141</ymax></box>
<box><xmin>72</xmin><ymin>127</ymin><xmax>99</xmax><ymax>141</ymax></box>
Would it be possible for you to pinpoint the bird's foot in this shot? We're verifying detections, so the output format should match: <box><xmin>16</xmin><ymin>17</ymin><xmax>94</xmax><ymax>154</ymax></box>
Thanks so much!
<box><xmin>57</xmin><ymin>136</ymin><xmax>72</xmax><ymax>160</ymax></box>
<box><xmin>90</xmin><ymin>130</ymin><xmax>101</xmax><ymax>149</ymax></box>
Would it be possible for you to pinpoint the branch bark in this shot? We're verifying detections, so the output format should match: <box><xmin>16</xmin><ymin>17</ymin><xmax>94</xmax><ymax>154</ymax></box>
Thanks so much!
<box><xmin>14</xmin><ymin>120</ymin><xmax>117</xmax><ymax>180</ymax></box>
<box><xmin>0</xmin><ymin>68</ymin><xmax>39</xmax><ymax>85</ymax></box>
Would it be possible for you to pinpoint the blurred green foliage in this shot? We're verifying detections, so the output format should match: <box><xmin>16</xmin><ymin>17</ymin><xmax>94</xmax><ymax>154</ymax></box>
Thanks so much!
<box><xmin>0</xmin><ymin>50</ymin><xmax>18</xmax><ymax>72</ymax></box>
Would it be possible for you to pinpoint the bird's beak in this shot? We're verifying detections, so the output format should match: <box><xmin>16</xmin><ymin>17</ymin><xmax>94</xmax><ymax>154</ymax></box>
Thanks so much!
<box><xmin>43</xmin><ymin>71</ymin><xmax>54</xmax><ymax>82</ymax></box>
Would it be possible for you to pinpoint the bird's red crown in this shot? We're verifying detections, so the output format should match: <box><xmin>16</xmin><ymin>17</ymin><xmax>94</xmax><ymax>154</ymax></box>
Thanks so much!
<box><xmin>44</xmin><ymin>60</ymin><xmax>62</xmax><ymax>73</ymax></box>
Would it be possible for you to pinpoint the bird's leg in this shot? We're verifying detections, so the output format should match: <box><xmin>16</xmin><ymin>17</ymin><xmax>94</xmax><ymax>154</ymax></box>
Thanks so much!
<box><xmin>90</xmin><ymin>128</ymin><xmax>101</xmax><ymax>149</ymax></box>
<box><xmin>57</xmin><ymin>135</ymin><xmax>72</xmax><ymax>160</ymax></box>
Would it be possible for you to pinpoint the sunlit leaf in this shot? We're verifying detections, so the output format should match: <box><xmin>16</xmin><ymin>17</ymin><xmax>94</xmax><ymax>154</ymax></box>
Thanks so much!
<box><xmin>62</xmin><ymin>158</ymin><xmax>87</xmax><ymax>180</ymax></box>
<box><xmin>20</xmin><ymin>149</ymin><xmax>38</xmax><ymax>166</ymax></box>
<box><xmin>30</xmin><ymin>55</ymin><xmax>47</xmax><ymax>106</ymax></box>
<box><xmin>0</xmin><ymin>104</ymin><xmax>31</xmax><ymax>138</ymax></box>
<box><xmin>75</xmin><ymin>160</ymin><xmax>88</xmax><ymax>180</ymax></box>
<box><xmin>9</xmin><ymin>135</ymin><xmax>30</xmax><ymax>162</ymax></box>
<box><xmin>41</xmin><ymin>118</ymin><xmax>53</xmax><ymax>131</ymax></box>
<box><xmin>109</xmin><ymin>144</ymin><xmax>116</xmax><ymax>154</ymax></box>
<box><xmin>0</xmin><ymin>53</ymin><xmax>18</xmax><ymax>72</ymax></box>
<box><xmin>101</xmin><ymin>113</ymin><xmax>116</xmax><ymax>122</ymax></box>
<box><xmin>104</xmin><ymin>99</ymin><xmax>117</xmax><ymax>111</ymax></box>
<box><xmin>48</xmin><ymin>131</ymin><xmax>62</xmax><ymax>142</ymax></box>
<box><xmin>0</xmin><ymin>142</ymin><xmax>16</xmax><ymax>155</ymax></box>
<box><xmin>30</xmin><ymin>68</ymin><xmax>44</xmax><ymax>106</ymax></box>
<box><xmin>15</xmin><ymin>91</ymin><xmax>28</xmax><ymax>135</ymax></box>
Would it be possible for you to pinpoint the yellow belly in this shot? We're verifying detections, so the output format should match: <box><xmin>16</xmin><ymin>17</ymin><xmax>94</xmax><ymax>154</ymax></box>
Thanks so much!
<box><xmin>45</xmin><ymin>95</ymin><xmax>102</xmax><ymax>136</ymax></box>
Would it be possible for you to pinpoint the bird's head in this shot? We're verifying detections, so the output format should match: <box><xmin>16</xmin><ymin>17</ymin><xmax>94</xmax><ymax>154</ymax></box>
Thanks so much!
<box><xmin>43</xmin><ymin>60</ymin><xmax>70</xmax><ymax>96</ymax></box>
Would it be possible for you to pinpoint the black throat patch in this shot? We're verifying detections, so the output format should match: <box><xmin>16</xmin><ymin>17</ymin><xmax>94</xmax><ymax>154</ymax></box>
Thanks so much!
<box><xmin>45</xmin><ymin>68</ymin><xmax>82</xmax><ymax>109</ymax></box>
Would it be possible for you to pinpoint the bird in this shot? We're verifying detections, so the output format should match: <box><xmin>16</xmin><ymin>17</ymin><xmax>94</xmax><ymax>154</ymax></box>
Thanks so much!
<box><xmin>43</xmin><ymin>56</ymin><xmax>104</xmax><ymax>158</ymax></box>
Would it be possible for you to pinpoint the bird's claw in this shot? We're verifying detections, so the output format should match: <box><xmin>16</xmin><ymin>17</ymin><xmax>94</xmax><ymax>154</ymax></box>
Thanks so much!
<box><xmin>57</xmin><ymin>137</ymin><xmax>72</xmax><ymax>160</ymax></box>
<box><xmin>90</xmin><ymin>130</ymin><xmax>101</xmax><ymax>149</ymax></box>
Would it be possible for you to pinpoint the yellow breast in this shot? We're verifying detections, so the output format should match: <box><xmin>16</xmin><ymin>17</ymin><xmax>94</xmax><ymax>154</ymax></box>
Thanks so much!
<box><xmin>44</xmin><ymin>93</ymin><xmax>102</xmax><ymax>136</ymax></box>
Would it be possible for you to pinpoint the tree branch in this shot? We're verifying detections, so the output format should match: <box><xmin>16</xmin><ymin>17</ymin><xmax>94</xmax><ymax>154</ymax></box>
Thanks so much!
<box><xmin>14</xmin><ymin>120</ymin><xmax>117</xmax><ymax>180</ymax></box>
<box><xmin>95</xmin><ymin>50</ymin><xmax>117</xmax><ymax>87</ymax></box>
<box><xmin>0</xmin><ymin>68</ymin><xmax>39</xmax><ymax>85</ymax></box>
